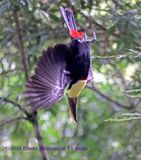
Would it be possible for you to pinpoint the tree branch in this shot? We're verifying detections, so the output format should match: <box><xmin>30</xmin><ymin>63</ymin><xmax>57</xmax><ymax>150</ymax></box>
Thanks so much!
<box><xmin>0</xmin><ymin>116</ymin><xmax>27</xmax><ymax>128</ymax></box>
<box><xmin>13</xmin><ymin>11</ymin><xmax>30</xmax><ymax>81</ymax></box>
<box><xmin>0</xmin><ymin>69</ymin><xmax>15</xmax><ymax>76</ymax></box>
<box><xmin>88</xmin><ymin>84</ymin><xmax>134</xmax><ymax>110</ymax></box>
<box><xmin>30</xmin><ymin>111</ymin><xmax>49</xmax><ymax>160</ymax></box>
<box><xmin>0</xmin><ymin>96</ymin><xmax>29</xmax><ymax>116</ymax></box>
<box><xmin>109</xmin><ymin>61</ymin><xmax>136</xmax><ymax>107</ymax></box>
<box><xmin>13</xmin><ymin>11</ymin><xmax>49</xmax><ymax>160</ymax></box>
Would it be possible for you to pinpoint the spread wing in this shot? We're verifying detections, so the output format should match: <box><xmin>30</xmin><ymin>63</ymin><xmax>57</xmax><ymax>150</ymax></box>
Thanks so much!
<box><xmin>25</xmin><ymin>44</ymin><xmax>71</xmax><ymax>111</ymax></box>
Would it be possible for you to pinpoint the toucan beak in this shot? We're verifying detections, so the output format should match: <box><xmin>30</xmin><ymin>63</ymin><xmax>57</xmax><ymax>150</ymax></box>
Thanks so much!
<box><xmin>67</xmin><ymin>97</ymin><xmax>78</xmax><ymax>123</ymax></box>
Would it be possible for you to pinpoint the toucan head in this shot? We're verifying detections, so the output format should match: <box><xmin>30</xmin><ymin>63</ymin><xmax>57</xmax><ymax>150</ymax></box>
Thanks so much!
<box><xmin>70</xmin><ymin>29</ymin><xmax>96</xmax><ymax>43</ymax></box>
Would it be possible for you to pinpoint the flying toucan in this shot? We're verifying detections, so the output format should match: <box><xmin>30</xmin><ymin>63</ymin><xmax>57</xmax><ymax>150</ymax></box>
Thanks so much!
<box><xmin>25</xmin><ymin>6</ymin><xmax>96</xmax><ymax>123</ymax></box>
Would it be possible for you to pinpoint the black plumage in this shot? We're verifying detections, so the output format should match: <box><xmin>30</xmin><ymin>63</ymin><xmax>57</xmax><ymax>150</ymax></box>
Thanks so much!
<box><xmin>25</xmin><ymin>6</ymin><xmax>96</xmax><ymax>122</ymax></box>
<box><xmin>25</xmin><ymin>41</ymin><xmax>91</xmax><ymax>109</ymax></box>
<box><xmin>25</xmin><ymin>44</ymin><xmax>71</xmax><ymax>110</ymax></box>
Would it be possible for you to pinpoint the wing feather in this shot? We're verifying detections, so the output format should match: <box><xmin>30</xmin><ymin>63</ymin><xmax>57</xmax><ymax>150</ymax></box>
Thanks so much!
<box><xmin>25</xmin><ymin>44</ymin><xmax>71</xmax><ymax>110</ymax></box>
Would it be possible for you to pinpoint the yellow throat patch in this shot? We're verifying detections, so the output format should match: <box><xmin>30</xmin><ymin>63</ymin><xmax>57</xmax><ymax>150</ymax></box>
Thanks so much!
<box><xmin>67</xmin><ymin>80</ymin><xmax>87</xmax><ymax>98</ymax></box>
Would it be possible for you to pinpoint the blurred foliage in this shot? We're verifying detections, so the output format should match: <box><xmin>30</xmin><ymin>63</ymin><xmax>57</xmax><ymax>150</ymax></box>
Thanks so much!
<box><xmin>1</xmin><ymin>0</ymin><xmax>141</xmax><ymax>160</ymax></box>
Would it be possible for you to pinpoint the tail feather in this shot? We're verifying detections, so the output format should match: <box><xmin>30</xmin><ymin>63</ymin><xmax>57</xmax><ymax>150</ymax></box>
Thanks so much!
<box><xmin>60</xmin><ymin>6</ymin><xmax>77</xmax><ymax>32</ymax></box>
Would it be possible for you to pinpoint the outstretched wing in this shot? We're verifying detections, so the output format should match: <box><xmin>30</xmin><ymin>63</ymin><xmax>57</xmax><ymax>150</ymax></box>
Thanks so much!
<box><xmin>25</xmin><ymin>44</ymin><xmax>71</xmax><ymax>111</ymax></box>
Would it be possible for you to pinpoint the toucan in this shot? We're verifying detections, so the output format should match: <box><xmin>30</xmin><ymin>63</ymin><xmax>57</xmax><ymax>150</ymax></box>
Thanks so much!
<box><xmin>25</xmin><ymin>6</ymin><xmax>96</xmax><ymax>123</ymax></box>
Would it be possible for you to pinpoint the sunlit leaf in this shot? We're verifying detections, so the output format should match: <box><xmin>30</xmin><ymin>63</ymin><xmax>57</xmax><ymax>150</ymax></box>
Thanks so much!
<box><xmin>105</xmin><ymin>113</ymin><xmax>141</xmax><ymax>122</ymax></box>
<box><xmin>126</xmin><ymin>89</ymin><xmax>141</xmax><ymax>98</ymax></box>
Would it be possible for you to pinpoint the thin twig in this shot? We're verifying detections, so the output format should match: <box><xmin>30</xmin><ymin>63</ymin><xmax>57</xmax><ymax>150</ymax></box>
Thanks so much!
<box><xmin>13</xmin><ymin>11</ymin><xmax>30</xmax><ymax>81</ymax></box>
<box><xmin>88</xmin><ymin>84</ymin><xmax>134</xmax><ymax>110</ymax></box>
<box><xmin>31</xmin><ymin>112</ymin><xmax>49</xmax><ymax>160</ymax></box>
<box><xmin>79</xmin><ymin>10</ymin><xmax>120</xmax><ymax>38</ymax></box>
<box><xmin>0</xmin><ymin>116</ymin><xmax>27</xmax><ymax>128</ymax></box>
<box><xmin>109</xmin><ymin>61</ymin><xmax>136</xmax><ymax>107</ymax></box>
<box><xmin>0</xmin><ymin>97</ymin><xmax>29</xmax><ymax>116</ymax></box>
<box><xmin>13</xmin><ymin>11</ymin><xmax>49</xmax><ymax>160</ymax></box>
<box><xmin>0</xmin><ymin>69</ymin><xmax>15</xmax><ymax>76</ymax></box>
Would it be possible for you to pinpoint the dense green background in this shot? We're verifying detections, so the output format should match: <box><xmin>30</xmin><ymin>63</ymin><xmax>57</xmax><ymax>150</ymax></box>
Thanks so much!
<box><xmin>1</xmin><ymin>0</ymin><xmax>141</xmax><ymax>159</ymax></box>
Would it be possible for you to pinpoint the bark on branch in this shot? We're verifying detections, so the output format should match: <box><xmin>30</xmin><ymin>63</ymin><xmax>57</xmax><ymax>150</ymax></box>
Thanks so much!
<box><xmin>0</xmin><ymin>96</ymin><xmax>29</xmax><ymax>115</ymax></box>
<box><xmin>0</xmin><ymin>117</ymin><xmax>27</xmax><ymax>128</ymax></box>
<box><xmin>13</xmin><ymin>11</ymin><xmax>49</xmax><ymax>160</ymax></box>
<box><xmin>31</xmin><ymin>112</ymin><xmax>49</xmax><ymax>160</ymax></box>
<box><xmin>88</xmin><ymin>84</ymin><xmax>134</xmax><ymax>110</ymax></box>
<box><xmin>13</xmin><ymin>11</ymin><xmax>30</xmax><ymax>81</ymax></box>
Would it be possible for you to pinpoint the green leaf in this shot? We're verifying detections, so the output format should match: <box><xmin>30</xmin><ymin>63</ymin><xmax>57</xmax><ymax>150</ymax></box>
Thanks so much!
<box><xmin>126</xmin><ymin>89</ymin><xmax>141</xmax><ymax>98</ymax></box>
<box><xmin>105</xmin><ymin>113</ymin><xmax>141</xmax><ymax>122</ymax></box>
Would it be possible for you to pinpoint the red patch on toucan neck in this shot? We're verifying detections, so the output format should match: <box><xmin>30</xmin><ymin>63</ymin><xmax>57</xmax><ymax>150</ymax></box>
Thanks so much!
<box><xmin>70</xmin><ymin>29</ymin><xmax>84</xmax><ymax>39</ymax></box>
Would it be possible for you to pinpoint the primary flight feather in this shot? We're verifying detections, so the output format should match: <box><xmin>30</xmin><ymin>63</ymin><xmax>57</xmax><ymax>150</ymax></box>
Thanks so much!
<box><xmin>25</xmin><ymin>6</ymin><xmax>96</xmax><ymax>123</ymax></box>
